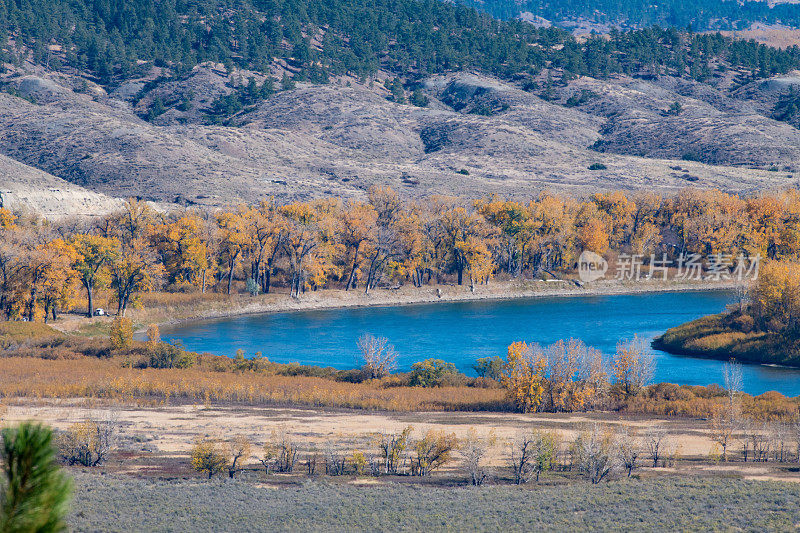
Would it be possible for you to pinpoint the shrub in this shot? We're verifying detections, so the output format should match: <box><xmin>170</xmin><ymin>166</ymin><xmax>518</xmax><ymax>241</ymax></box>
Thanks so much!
<box><xmin>109</xmin><ymin>317</ymin><xmax>133</xmax><ymax>350</ymax></box>
<box><xmin>410</xmin><ymin>359</ymin><xmax>459</xmax><ymax>387</ymax></box>
<box><xmin>147</xmin><ymin>340</ymin><xmax>195</xmax><ymax>369</ymax></box>
<box><xmin>57</xmin><ymin>419</ymin><xmax>116</xmax><ymax>467</ymax></box>
<box><xmin>261</xmin><ymin>431</ymin><xmax>299</xmax><ymax>474</ymax></box>
<box><xmin>191</xmin><ymin>438</ymin><xmax>228</xmax><ymax>478</ymax></box>
<box><xmin>233</xmin><ymin>349</ymin><xmax>267</xmax><ymax>372</ymax></box>
<box><xmin>0</xmin><ymin>423</ymin><xmax>72</xmax><ymax>533</ymax></box>
<box><xmin>411</xmin><ymin>430</ymin><xmax>457</xmax><ymax>476</ymax></box>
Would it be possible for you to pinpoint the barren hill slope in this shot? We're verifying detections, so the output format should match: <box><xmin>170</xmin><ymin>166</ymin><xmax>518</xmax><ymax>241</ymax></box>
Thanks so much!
<box><xmin>1</xmin><ymin>67</ymin><xmax>800</xmax><ymax>209</ymax></box>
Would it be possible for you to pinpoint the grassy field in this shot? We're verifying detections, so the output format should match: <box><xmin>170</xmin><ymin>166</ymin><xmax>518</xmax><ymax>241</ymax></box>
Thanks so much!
<box><xmin>67</xmin><ymin>474</ymin><xmax>800</xmax><ymax>532</ymax></box>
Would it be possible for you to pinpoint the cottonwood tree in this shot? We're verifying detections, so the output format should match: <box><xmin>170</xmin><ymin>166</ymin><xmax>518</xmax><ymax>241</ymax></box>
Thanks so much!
<box><xmin>357</xmin><ymin>334</ymin><xmax>398</xmax><ymax>379</ymax></box>
<box><xmin>149</xmin><ymin>215</ymin><xmax>207</xmax><ymax>289</ymax></box>
<box><xmin>216</xmin><ymin>210</ymin><xmax>249</xmax><ymax>295</ymax></box>
<box><xmin>501</xmin><ymin>342</ymin><xmax>547</xmax><ymax>413</ymax></box>
<box><xmin>109</xmin><ymin>238</ymin><xmax>163</xmax><ymax>316</ymax></box>
<box><xmin>613</xmin><ymin>335</ymin><xmax>655</xmax><ymax>397</ymax></box>
<box><xmin>281</xmin><ymin>203</ymin><xmax>321</xmax><ymax>298</ymax></box>
<box><xmin>340</xmin><ymin>201</ymin><xmax>378</xmax><ymax>291</ymax></box>
<box><xmin>71</xmin><ymin>234</ymin><xmax>119</xmax><ymax>317</ymax></box>
<box><xmin>243</xmin><ymin>201</ymin><xmax>287</xmax><ymax>294</ymax></box>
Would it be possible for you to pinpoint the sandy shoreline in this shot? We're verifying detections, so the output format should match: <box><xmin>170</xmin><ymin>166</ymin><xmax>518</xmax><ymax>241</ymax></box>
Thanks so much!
<box><xmin>139</xmin><ymin>279</ymin><xmax>738</xmax><ymax>330</ymax></box>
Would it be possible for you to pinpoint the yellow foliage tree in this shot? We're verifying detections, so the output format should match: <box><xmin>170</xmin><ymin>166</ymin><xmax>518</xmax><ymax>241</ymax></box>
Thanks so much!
<box><xmin>501</xmin><ymin>341</ymin><xmax>547</xmax><ymax>413</ymax></box>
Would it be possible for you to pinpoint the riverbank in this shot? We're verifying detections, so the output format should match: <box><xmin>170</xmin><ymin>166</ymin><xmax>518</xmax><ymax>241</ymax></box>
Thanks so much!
<box><xmin>108</xmin><ymin>278</ymin><xmax>737</xmax><ymax>332</ymax></box>
<box><xmin>654</xmin><ymin>313</ymin><xmax>800</xmax><ymax>367</ymax></box>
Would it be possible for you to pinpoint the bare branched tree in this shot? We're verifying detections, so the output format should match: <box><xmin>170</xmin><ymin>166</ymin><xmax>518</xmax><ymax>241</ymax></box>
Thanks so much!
<box><xmin>643</xmin><ymin>425</ymin><xmax>668</xmax><ymax>468</ymax></box>
<box><xmin>511</xmin><ymin>430</ymin><xmax>559</xmax><ymax>484</ymax></box>
<box><xmin>462</xmin><ymin>429</ymin><xmax>495</xmax><ymax>486</ymax></box>
<box><xmin>226</xmin><ymin>435</ymin><xmax>252</xmax><ymax>478</ymax></box>
<box><xmin>617</xmin><ymin>427</ymin><xmax>642</xmax><ymax>477</ymax></box>
<box><xmin>712</xmin><ymin>360</ymin><xmax>743</xmax><ymax>461</ymax></box>
<box><xmin>357</xmin><ymin>334</ymin><xmax>398</xmax><ymax>379</ymax></box>
<box><xmin>574</xmin><ymin>424</ymin><xmax>619</xmax><ymax>484</ymax></box>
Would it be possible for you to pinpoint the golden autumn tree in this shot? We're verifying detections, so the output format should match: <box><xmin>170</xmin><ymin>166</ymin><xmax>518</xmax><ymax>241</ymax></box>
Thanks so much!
<box><xmin>109</xmin><ymin>238</ymin><xmax>163</xmax><ymax>316</ymax></box>
<box><xmin>280</xmin><ymin>202</ymin><xmax>321</xmax><ymax>298</ymax></box>
<box><xmin>750</xmin><ymin>260</ymin><xmax>800</xmax><ymax>336</ymax></box>
<box><xmin>216</xmin><ymin>210</ymin><xmax>249</xmax><ymax>295</ymax></box>
<box><xmin>38</xmin><ymin>239</ymin><xmax>80</xmax><ymax>322</ymax></box>
<box><xmin>501</xmin><ymin>341</ymin><xmax>547</xmax><ymax>413</ymax></box>
<box><xmin>19</xmin><ymin>239</ymin><xmax>78</xmax><ymax>322</ymax></box>
<box><xmin>243</xmin><ymin>201</ymin><xmax>288</xmax><ymax>294</ymax></box>
<box><xmin>339</xmin><ymin>201</ymin><xmax>378</xmax><ymax>290</ymax></box>
<box><xmin>456</xmin><ymin>236</ymin><xmax>494</xmax><ymax>291</ymax></box>
<box><xmin>150</xmin><ymin>215</ymin><xmax>208</xmax><ymax>289</ymax></box>
<box><xmin>71</xmin><ymin>234</ymin><xmax>119</xmax><ymax>317</ymax></box>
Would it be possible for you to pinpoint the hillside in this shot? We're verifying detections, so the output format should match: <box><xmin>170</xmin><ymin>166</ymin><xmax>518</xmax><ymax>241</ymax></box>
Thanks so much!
<box><xmin>3</xmin><ymin>64</ymin><xmax>800</xmax><ymax>206</ymax></box>
<box><xmin>3</xmin><ymin>1</ymin><xmax>800</xmax><ymax>211</ymax></box>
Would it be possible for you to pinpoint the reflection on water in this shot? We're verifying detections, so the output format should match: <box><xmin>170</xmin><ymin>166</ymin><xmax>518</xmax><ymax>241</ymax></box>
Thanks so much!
<box><xmin>162</xmin><ymin>290</ymin><xmax>800</xmax><ymax>396</ymax></box>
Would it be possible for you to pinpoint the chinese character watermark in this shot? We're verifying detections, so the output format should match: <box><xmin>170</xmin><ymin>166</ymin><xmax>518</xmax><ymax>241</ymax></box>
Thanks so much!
<box><xmin>577</xmin><ymin>251</ymin><xmax>760</xmax><ymax>283</ymax></box>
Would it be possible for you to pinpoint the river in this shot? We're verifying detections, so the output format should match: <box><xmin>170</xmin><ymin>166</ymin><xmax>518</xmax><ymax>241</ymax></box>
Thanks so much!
<box><xmin>161</xmin><ymin>290</ymin><xmax>800</xmax><ymax>396</ymax></box>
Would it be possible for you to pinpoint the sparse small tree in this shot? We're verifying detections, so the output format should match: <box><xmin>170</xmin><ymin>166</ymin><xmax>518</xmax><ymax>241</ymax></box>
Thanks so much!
<box><xmin>617</xmin><ymin>427</ymin><xmax>642</xmax><ymax>477</ymax></box>
<box><xmin>378</xmin><ymin>426</ymin><xmax>412</xmax><ymax>475</ymax></box>
<box><xmin>643</xmin><ymin>425</ymin><xmax>669</xmax><ymax>467</ymax></box>
<box><xmin>226</xmin><ymin>435</ymin><xmax>252</xmax><ymax>478</ymax></box>
<box><xmin>145</xmin><ymin>323</ymin><xmax>160</xmax><ymax>351</ymax></box>
<box><xmin>57</xmin><ymin>418</ymin><xmax>117</xmax><ymax>467</ymax></box>
<box><xmin>260</xmin><ymin>430</ymin><xmax>299</xmax><ymax>474</ymax></box>
<box><xmin>574</xmin><ymin>424</ymin><xmax>618</xmax><ymax>484</ymax></box>
<box><xmin>357</xmin><ymin>334</ymin><xmax>397</xmax><ymax>379</ymax></box>
<box><xmin>462</xmin><ymin>429</ymin><xmax>495</xmax><ymax>486</ymax></box>
<box><xmin>711</xmin><ymin>360</ymin><xmax>743</xmax><ymax>461</ymax></box>
<box><xmin>511</xmin><ymin>430</ymin><xmax>558</xmax><ymax>484</ymax></box>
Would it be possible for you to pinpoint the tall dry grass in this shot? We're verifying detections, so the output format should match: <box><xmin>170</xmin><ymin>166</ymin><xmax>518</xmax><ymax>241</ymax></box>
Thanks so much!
<box><xmin>0</xmin><ymin>357</ymin><xmax>508</xmax><ymax>411</ymax></box>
